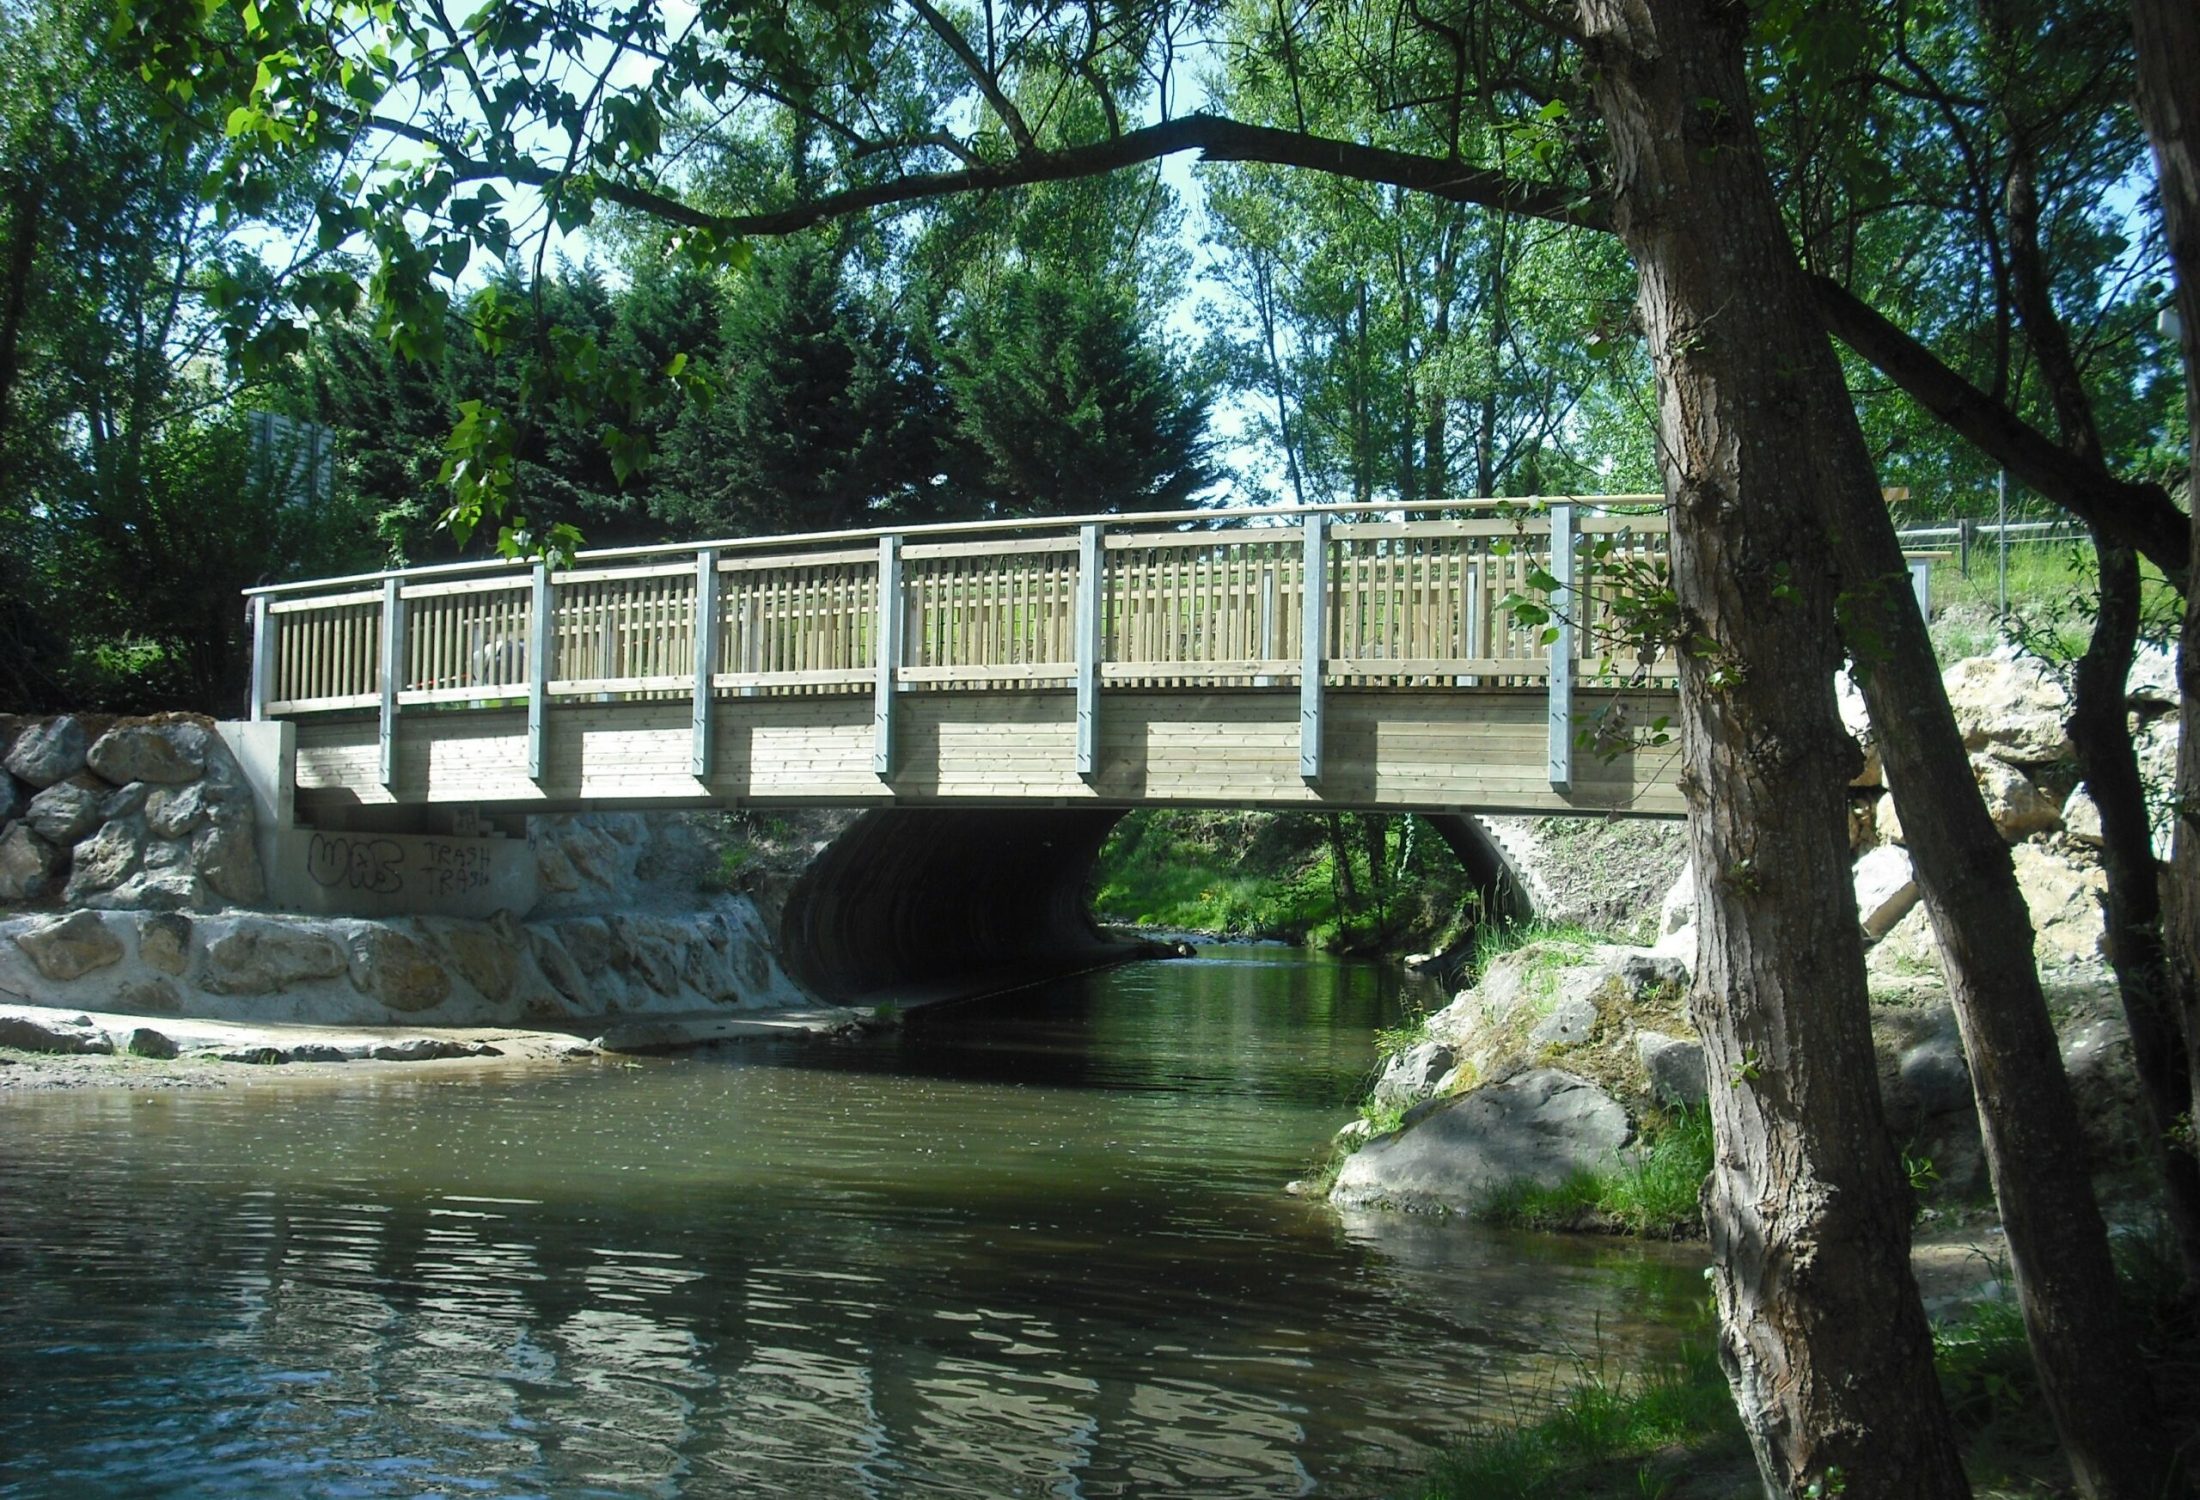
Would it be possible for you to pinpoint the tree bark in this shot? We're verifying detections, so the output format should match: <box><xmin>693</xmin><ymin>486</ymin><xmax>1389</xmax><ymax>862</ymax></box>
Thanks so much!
<box><xmin>2072</xmin><ymin>540</ymin><xmax>2200</xmax><ymax>1287</ymax></box>
<box><xmin>1573</xmin><ymin>1</ymin><xmax>1968</xmax><ymax>1492</ymax></box>
<box><xmin>2137</xmin><ymin>0</ymin><xmax>2200</xmax><ymax>1207</ymax></box>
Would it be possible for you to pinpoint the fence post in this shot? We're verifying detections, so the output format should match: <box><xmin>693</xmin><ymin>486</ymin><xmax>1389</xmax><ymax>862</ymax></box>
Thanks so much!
<box><xmin>378</xmin><ymin>576</ymin><xmax>406</xmax><ymax>790</ymax></box>
<box><xmin>1547</xmin><ymin>503</ymin><xmax>1574</xmax><ymax>792</ymax></box>
<box><xmin>874</xmin><ymin>535</ymin><xmax>902</xmax><ymax>779</ymax></box>
<box><xmin>1075</xmin><ymin>523</ymin><xmax>1105</xmax><ymax>780</ymax></box>
<box><xmin>527</xmin><ymin>563</ymin><xmax>552</xmax><ymax>782</ymax></box>
<box><xmin>249</xmin><ymin>596</ymin><xmax>274</xmax><ymax>722</ymax></box>
<box><xmin>692</xmin><ymin>548</ymin><xmax>720</xmax><ymax>779</ymax></box>
<box><xmin>1300</xmin><ymin>513</ymin><xmax>1326</xmax><ymax>784</ymax></box>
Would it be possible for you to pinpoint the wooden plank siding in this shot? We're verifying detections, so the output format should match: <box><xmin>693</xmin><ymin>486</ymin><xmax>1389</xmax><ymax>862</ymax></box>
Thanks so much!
<box><xmin>292</xmin><ymin>687</ymin><xmax>1683</xmax><ymax>818</ymax></box>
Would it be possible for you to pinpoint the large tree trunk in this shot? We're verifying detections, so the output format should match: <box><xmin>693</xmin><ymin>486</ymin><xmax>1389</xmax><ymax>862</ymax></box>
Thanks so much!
<box><xmin>2138</xmin><ymin>0</ymin><xmax>2200</xmax><ymax>1217</ymax></box>
<box><xmin>1573</xmin><ymin>2</ymin><xmax>1968</xmax><ymax>1492</ymax></box>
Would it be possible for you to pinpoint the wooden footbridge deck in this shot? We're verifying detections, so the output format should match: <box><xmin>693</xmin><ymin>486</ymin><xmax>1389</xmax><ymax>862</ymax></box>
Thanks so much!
<box><xmin>245</xmin><ymin>499</ymin><xmax>1685</xmax><ymax>822</ymax></box>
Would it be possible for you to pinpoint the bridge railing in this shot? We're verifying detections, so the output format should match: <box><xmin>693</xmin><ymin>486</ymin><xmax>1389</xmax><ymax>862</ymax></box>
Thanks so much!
<box><xmin>246</xmin><ymin>497</ymin><xmax>1674</xmax><ymax>786</ymax></box>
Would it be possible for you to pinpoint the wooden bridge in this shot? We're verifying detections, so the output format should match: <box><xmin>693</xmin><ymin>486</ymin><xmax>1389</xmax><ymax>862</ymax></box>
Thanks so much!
<box><xmin>245</xmin><ymin>499</ymin><xmax>1685</xmax><ymax>825</ymax></box>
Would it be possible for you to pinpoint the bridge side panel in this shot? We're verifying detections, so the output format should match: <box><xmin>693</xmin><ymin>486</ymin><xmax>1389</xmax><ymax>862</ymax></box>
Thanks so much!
<box><xmin>291</xmin><ymin>688</ymin><xmax>1681</xmax><ymax>817</ymax></box>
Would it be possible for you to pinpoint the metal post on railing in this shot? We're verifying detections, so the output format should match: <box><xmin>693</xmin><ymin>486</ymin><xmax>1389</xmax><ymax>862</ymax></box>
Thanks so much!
<box><xmin>377</xmin><ymin>576</ymin><xmax>406</xmax><ymax>790</ymax></box>
<box><xmin>527</xmin><ymin>563</ymin><xmax>552</xmax><ymax>781</ymax></box>
<box><xmin>874</xmin><ymin>535</ymin><xmax>902</xmax><ymax>779</ymax></box>
<box><xmin>1300</xmin><ymin>513</ymin><xmax>1326</xmax><ymax>784</ymax></box>
<box><xmin>1074</xmin><ymin>523</ymin><xmax>1104</xmax><ymax>780</ymax></box>
<box><xmin>692</xmin><ymin>548</ymin><xmax>720</xmax><ymax>779</ymax></box>
<box><xmin>249</xmin><ymin>596</ymin><xmax>274</xmax><ymax>722</ymax></box>
<box><xmin>1547</xmin><ymin>503</ymin><xmax>1575</xmax><ymax>792</ymax></box>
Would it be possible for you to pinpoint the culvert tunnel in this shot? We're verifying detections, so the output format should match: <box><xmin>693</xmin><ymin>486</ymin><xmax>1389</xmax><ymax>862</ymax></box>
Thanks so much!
<box><xmin>769</xmin><ymin>806</ymin><xmax>1533</xmax><ymax>1005</ymax></box>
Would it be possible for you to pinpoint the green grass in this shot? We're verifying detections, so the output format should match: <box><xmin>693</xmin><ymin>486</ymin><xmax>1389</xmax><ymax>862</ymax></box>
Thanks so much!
<box><xmin>1417</xmin><ymin>1221</ymin><xmax>2200</xmax><ymax>1500</ymax></box>
<box><xmin>1420</xmin><ymin>1334</ymin><xmax>1746</xmax><ymax>1500</ymax></box>
<box><xmin>1920</xmin><ymin>537</ymin><xmax>2179</xmax><ymax>667</ymax></box>
<box><xmin>1464</xmin><ymin>917</ymin><xmax>1615</xmax><ymax>979</ymax></box>
<box><xmin>1088</xmin><ymin>808</ymin><xmax>1480</xmax><ymax>952</ymax></box>
<box><xmin>1479</xmin><ymin>1106</ymin><xmax>1715</xmax><ymax>1238</ymax></box>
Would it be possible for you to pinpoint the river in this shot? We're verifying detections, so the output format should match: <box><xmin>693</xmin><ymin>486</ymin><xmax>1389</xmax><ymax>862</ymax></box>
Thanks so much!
<box><xmin>0</xmin><ymin>947</ymin><xmax>1705</xmax><ymax>1498</ymax></box>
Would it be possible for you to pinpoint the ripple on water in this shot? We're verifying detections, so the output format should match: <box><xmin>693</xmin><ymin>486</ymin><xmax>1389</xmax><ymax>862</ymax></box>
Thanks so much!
<box><xmin>0</xmin><ymin>950</ymin><xmax>1705</xmax><ymax>1497</ymax></box>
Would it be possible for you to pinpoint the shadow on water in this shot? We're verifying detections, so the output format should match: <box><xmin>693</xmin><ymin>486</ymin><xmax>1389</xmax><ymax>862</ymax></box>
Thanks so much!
<box><xmin>0</xmin><ymin>947</ymin><xmax>1705</xmax><ymax>1499</ymax></box>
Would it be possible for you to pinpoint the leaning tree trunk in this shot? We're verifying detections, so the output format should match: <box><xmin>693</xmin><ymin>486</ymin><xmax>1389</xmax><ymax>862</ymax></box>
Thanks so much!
<box><xmin>2138</xmin><ymin>0</ymin><xmax>2200</xmax><ymax>1212</ymax></box>
<box><xmin>1573</xmin><ymin>2</ymin><xmax>1968</xmax><ymax>1492</ymax></box>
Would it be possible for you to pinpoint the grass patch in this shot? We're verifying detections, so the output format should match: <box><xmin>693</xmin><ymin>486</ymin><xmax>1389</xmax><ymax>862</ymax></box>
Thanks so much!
<box><xmin>1420</xmin><ymin>1334</ymin><xmax>1747</xmax><ymax>1500</ymax></box>
<box><xmin>1921</xmin><ymin>538</ymin><xmax>2179</xmax><ymax>668</ymax></box>
<box><xmin>1465</xmin><ymin>918</ymin><xmax>1615</xmax><ymax>979</ymax></box>
<box><xmin>1480</xmin><ymin>1106</ymin><xmax>1715</xmax><ymax>1238</ymax></box>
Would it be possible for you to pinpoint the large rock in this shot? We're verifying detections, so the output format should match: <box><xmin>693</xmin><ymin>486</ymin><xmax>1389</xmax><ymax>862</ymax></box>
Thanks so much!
<box><xmin>12</xmin><ymin>910</ymin><xmax>125</xmax><ymax>980</ymax></box>
<box><xmin>2134</xmin><ymin>715</ymin><xmax>2179</xmax><ymax>861</ymax></box>
<box><xmin>145</xmin><ymin>782</ymin><xmax>215</xmax><ymax>840</ymax></box>
<box><xmin>62</xmin><ymin>817</ymin><xmax>147</xmax><ymax>903</ymax></box>
<box><xmin>1853</xmin><ymin>844</ymin><xmax>1919</xmax><ymax>939</ymax></box>
<box><xmin>1330</xmin><ymin>1069</ymin><xmax>1633</xmax><ymax>1214</ymax></box>
<box><xmin>1970</xmin><ymin>754</ymin><xmax>2061</xmax><ymax>842</ymax></box>
<box><xmin>123</xmin><ymin>1026</ymin><xmax>179</xmax><ymax>1059</ymax></box>
<box><xmin>1942</xmin><ymin>656</ymin><xmax>2071</xmax><ymax>766</ymax></box>
<box><xmin>1837</xmin><ymin>670</ymin><xmax>1881</xmax><ymax>787</ymax></box>
<box><xmin>0</xmin><ymin>1013</ymin><xmax>114</xmax><ymax>1054</ymax></box>
<box><xmin>190</xmin><ymin>822</ymin><xmax>263</xmax><ymax>905</ymax></box>
<box><xmin>0</xmin><ymin>823</ymin><xmax>59</xmax><ymax>902</ymax></box>
<box><xmin>2126</xmin><ymin>645</ymin><xmax>2178</xmax><ymax>711</ymax></box>
<box><xmin>23</xmin><ymin>775</ymin><xmax>107</xmax><ymax>846</ymax></box>
<box><xmin>1635</xmin><ymin>1030</ymin><xmax>1708</xmax><ymax>1107</ymax></box>
<box><xmin>86</xmin><ymin>722</ymin><xmax>209</xmax><ymax>785</ymax></box>
<box><xmin>4</xmin><ymin>717</ymin><xmax>89</xmax><ymax>789</ymax></box>
<box><xmin>1426</xmin><ymin>940</ymin><xmax>1690</xmax><ymax>1100</ymax></box>
<box><xmin>1371</xmin><ymin>1040</ymin><xmax>1458</xmax><ymax>1110</ymax></box>
<box><xmin>201</xmin><ymin>918</ymin><xmax>348</xmax><ymax>995</ymax></box>
<box><xmin>0</xmin><ymin>773</ymin><xmax>23</xmax><ymax>825</ymax></box>
<box><xmin>2011</xmin><ymin>843</ymin><xmax>2107</xmax><ymax>968</ymax></box>
<box><xmin>347</xmin><ymin>926</ymin><xmax>452</xmax><ymax>1012</ymax></box>
<box><xmin>432</xmin><ymin>919</ymin><xmax>522</xmax><ymax>1003</ymax></box>
<box><xmin>1655</xmin><ymin>865</ymin><xmax>1695</xmax><ymax>940</ymax></box>
<box><xmin>2062</xmin><ymin>786</ymin><xmax>2104</xmax><ymax>848</ymax></box>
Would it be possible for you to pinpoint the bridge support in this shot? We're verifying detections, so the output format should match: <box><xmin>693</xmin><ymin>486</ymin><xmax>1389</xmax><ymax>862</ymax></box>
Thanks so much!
<box><xmin>248</xmin><ymin>596</ymin><xmax>275</xmax><ymax>722</ymax></box>
<box><xmin>1075</xmin><ymin>523</ymin><xmax>1104</xmax><ymax>779</ymax></box>
<box><xmin>378</xmin><ymin>575</ymin><xmax>405</xmax><ymax>790</ymax></box>
<box><xmin>527</xmin><ymin>563</ymin><xmax>552</xmax><ymax>781</ymax></box>
<box><xmin>874</xmin><ymin>535</ymin><xmax>902</xmax><ymax>778</ymax></box>
<box><xmin>692</xmin><ymin>548</ymin><xmax>720</xmax><ymax>778</ymax></box>
<box><xmin>1547</xmin><ymin>502</ymin><xmax>1575</xmax><ymax>791</ymax></box>
<box><xmin>1300</xmin><ymin>513</ymin><xmax>1325</xmax><ymax>783</ymax></box>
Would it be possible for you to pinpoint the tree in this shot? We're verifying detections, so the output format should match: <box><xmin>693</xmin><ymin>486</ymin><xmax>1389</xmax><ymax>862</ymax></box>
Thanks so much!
<box><xmin>936</xmin><ymin>263</ymin><xmax>1214</xmax><ymax>516</ymax></box>
<box><xmin>122</xmin><ymin>0</ymin><xmax>2193</xmax><ymax>1487</ymax></box>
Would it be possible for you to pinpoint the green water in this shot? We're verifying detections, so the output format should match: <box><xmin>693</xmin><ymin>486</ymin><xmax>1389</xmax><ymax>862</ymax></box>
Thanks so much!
<box><xmin>0</xmin><ymin>947</ymin><xmax>1705</xmax><ymax>1497</ymax></box>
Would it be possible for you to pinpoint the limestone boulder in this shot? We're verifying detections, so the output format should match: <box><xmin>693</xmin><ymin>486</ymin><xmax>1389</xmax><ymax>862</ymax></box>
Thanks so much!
<box><xmin>63</xmin><ymin>817</ymin><xmax>147</xmax><ymax>904</ymax></box>
<box><xmin>1853</xmin><ymin>845</ymin><xmax>1919</xmax><ymax>939</ymax></box>
<box><xmin>145</xmin><ymin>782</ymin><xmax>215</xmax><ymax>840</ymax></box>
<box><xmin>1866</xmin><ymin>904</ymin><xmax>1943</xmax><ymax>981</ymax></box>
<box><xmin>0</xmin><ymin>823</ymin><xmax>59</xmax><ymax>902</ymax></box>
<box><xmin>2062</xmin><ymin>786</ymin><xmax>2104</xmax><ymax>848</ymax></box>
<box><xmin>1329</xmin><ymin>1069</ymin><xmax>1633</xmax><ymax>1214</ymax></box>
<box><xmin>4</xmin><ymin>717</ymin><xmax>89</xmax><ymax>789</ymax></box>
<box><xmin>1837</xmin><ymin>670</ymin><xmax>1881</xmax><ymax>787</ymax></box>
<box><xmin>2134</xmin><ymin>715</ymin><xmax>2179</xmax><ymax>861</ymax></box>
<box><xmin>1875</xmin><ymin>787</ymin><xmax>1905</xmax><ymax>846</ymax></box>
<box><xmin>1943</xmin><ymin>655</ymin><xmax>2072</xmax><ymax>766</ymax></box>
<box><xmin>347</xmin><ymin>926</ymin><xmax>452</xmax><ymax>1013</ymax></box>
<box><xmin>431</xmin><ymin>918</ymin><xmax>523</xmax><ymax>1004</ymax></box>
<box><xmin>124</xmin><ymin>1026</ymin><xmax>178</xmax><ymax>1059</ymax></box>
<box><xmin>190</xmin><ymin>822</ymin><xmax>263</xmax><ymax>905</ymax></box>
<box><xmin>201</xmin><ymin>918</ymin><xmax>348</xmax><ymax>994</ymax></box>
<box><xmin>24</xmin><ymin>775</ymin><xmax>107</xmax><ymax>846</ymax></box>
<box><xmin>1970</xmin><ymin>754</ymin><xmax>2061</xmax><ymax>842</ymax></box>
<box><xmin>1635</xmin><ymin>1030</ymin><xmax>1708</xmax><ymax>1107</ymax></box>
<box><xmin>1655</xmin><ymin>865</ymin><xmax>1695</xmax><ymax>940</ymax></box>
<box><xmin>113</xmin><ymin>976</ymin><xmax>182</xmax><ymax>1015</ymax></box>
<box><xmin>87</xmin><ymin>721</ymin><xmax>209</xmax><ymax>785</ymax></box>
<box><xmin>2126</xmin><ymin>644</ymin><xmax>2178</xmax><ymax>711</ymax></box>
<box><xmin>611</xmin><ymin>914</ymin><xmax>688</xmax><ymax>995</ymax></box>
<box><xmin>1371</xmin><ymin>1040</ymin><xmax>1458</xmax><ymax>1110</ymax></box>
<box><xmin>2012</xmin><ymin>843</ymin><xmax>2107</xmax><ymax>969</ymax></box>
<box><xmin>531</xmin><ymin>928</ymin><xmax>591</xmax><ymax>1007</ymax></box>
<box><xmin>12</xmin><ymin>910</ymin><xmax>126</xmax><ymax>980</ymax></box>
<box><xmin>1425</xmin><ymin>940</ymin><xmax>1690</xmax><ymax>1100</ymax></box>
<box><xmin>0</xmin><ymin>773</ymin><xmax>23</xmax><ymax>824</ymax></box>
<box><xmin>79</xmin><ymin>870</ymin><xmax>204</xmax><ymax>913</ymax></box>
<box><xmin>0</xmin><ymin>1012</ymin><xmax>113</xmax><ymax>1054</ymax></box>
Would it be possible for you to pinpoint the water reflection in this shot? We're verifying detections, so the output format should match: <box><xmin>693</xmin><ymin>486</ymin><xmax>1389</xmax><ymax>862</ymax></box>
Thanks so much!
<box><xmin>0</xmin><ymin>949</ymin><xmax>1703</xmax><ymax>1498</ymax></box>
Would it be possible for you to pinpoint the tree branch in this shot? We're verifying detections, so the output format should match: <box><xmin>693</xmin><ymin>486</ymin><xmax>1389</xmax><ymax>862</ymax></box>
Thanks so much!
<box><xmin>1809</xmin><ymin>274</ymin><xmax>2190</xmax><ymax>582</ymax></box>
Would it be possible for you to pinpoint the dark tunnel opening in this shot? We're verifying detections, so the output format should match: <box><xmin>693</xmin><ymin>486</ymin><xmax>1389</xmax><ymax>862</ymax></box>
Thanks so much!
<box><xmin>771</xmin><ymin>806</ymin><xmax>1532</xmax><ymax>1006</ymax></box>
